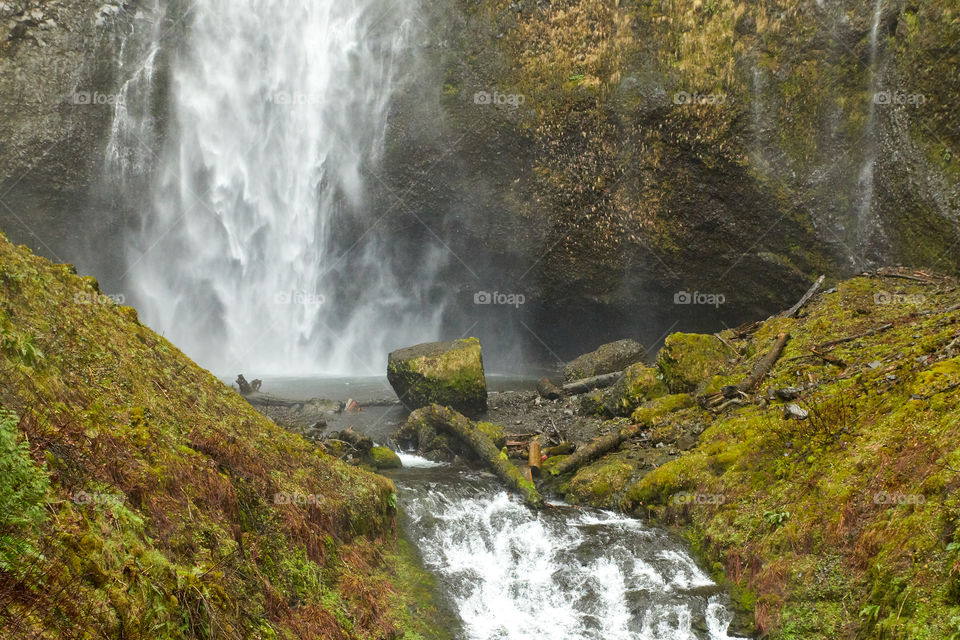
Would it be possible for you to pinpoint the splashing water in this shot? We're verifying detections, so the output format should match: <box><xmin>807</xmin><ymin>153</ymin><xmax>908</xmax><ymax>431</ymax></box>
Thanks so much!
<box><xmin>397</xmin><ymin>463</ymin><xmax>743</xmax><ymax>640</ymax></box>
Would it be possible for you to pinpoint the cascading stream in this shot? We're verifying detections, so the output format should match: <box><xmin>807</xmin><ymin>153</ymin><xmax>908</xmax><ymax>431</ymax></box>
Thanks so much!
<box><xmin>121</xmin><ymin>0</ymin><xmax>445</xmax><ymax>375</ymax></box>
<box><xmin>394</xmin><ymin>457</ymin><xmax>743</xmax><ymax>640</ymax></box>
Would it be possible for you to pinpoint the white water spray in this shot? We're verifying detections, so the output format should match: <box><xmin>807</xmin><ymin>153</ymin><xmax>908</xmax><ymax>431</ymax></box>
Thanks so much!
<box><xmin>400</xmin><ymin>477</ymin><xmax>743</xmax><ymax>640</ymax></box>
<box><xmin>122</xmin><ymin>0</ymin><xmax>445</xmax><ymax>375</ymax></box>
<box><xmin>854</xmin><ymin>0</ymin><xmax>885</xmax><ymax>262</ymax></box>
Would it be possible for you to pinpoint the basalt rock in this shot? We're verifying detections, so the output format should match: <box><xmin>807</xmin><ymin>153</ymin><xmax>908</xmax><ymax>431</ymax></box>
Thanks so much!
<box><xmin>387</xmin><ymin>338</ymin><xmax>487</xmax><ymax>415</ymax></box>
<box><xmin>563</xmin><ymin>339</ymin><xmax>646</xmax><ymax>383</ymax></box>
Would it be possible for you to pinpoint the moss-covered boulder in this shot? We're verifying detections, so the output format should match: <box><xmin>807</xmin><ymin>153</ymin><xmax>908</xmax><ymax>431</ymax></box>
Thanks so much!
<box><xmin>630</xmin><ymin>393</ymin><xmax>697</xmax><ymax>426</ymax></box>
<box><xmin>580</xmin><ymin>363</ymin><xmax>669</xmax><ymax>417</ymax></box>
<box><xmin>563</xmin><ymin>338</ymin><xmax>646</xmax><ymax>382</ymax></box>
<box><xmin>565</xmin><ymin>459</ymin><xmax>635</xmax><ymax>508</ymax></box>
<box><xmin>369</xmin><ymin>446</ymin><xmax>402</xmax><ymax>470</ymax></box>
<box><xmin>656</xmin><ymin>333</ymin><xmax>735</xmax><ymax>393</ymax></box>
<box><xmin>387</xmin><ymin>338</ymin><xmax>487</xmax><ymax>415</ymax></box>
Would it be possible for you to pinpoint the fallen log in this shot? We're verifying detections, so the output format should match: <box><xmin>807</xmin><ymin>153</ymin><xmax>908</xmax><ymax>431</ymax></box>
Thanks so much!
<box><xmin>552</xmin><ymin>423</ymin><xmax>641</xmax><ymax>476</ymax></box>
<box><xmin>819</xmin><ymin>323</ymin><xmax>894</xmax><ymax>349</ymax></box>
<box><xmin>781</xmin><ymin>275</ymin><xmax>825</xmax><ymax>319</ymax></box>
<box><xmin>403</xmin><ymin>405</ymin><xmax>543</xmax><ymax>507</ymax></box>
<box><xmin>528</xmin><ymin>440</ymin><xmax>542</xmax><ymax>477</ymax></box>
<box><xmin>737</xmin><ymin>333</ymin><xmax>791</xmax><ymax>393</ymax></box>
<box><xmin>562</xmin><ymin>371</ymin><xmax>623</xmax><ymax>395</ymax></box>
<box><xmin>810</xmin><ymin>347</ymin><xmax>846</xmax><ymax>368</ymax></box>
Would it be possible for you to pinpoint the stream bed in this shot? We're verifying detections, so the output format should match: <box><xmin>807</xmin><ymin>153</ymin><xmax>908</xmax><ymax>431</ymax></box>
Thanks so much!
<box><xmin>251</xmin><ymin>376</ymin><xmax>744</xmax><ymax>639</ymax></box>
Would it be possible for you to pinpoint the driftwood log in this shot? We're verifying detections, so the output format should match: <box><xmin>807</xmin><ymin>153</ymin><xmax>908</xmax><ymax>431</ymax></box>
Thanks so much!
<box><xmin>562</xmin><ymin>371</ymin><xmax>623</xmax><ymax>395</ymax></box>
<box><xmin>552</xmin><ymin>423</ymin><xmax>642</xmax><ymax>476</ymax></box>
<box><xmin>404</xmin><ymin>405</ymin><xmax>543</xmax><ymax>507</ymax></box>
<box><xmin>782</xmin><ymin>275</ymin><xmax>825</xmax><ymax>319</ymax></box>
<box><xmin>737</xmin><ymin>332</ymin><xmax>791</xmax><ymax>393</ymax></box>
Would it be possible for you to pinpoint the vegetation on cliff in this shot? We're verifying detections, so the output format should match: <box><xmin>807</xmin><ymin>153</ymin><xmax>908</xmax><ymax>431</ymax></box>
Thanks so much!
<box><xmin>0</xmin><ymin>233</ymin><xmax>448</xmax><ymax>639</ymax></box>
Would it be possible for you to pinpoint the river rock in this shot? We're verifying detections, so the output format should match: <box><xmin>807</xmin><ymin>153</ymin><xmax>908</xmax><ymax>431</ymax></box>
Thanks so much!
<box><xmin>387</xmin><ymin>338</ymin><xmax>487</xmax><ymax>415</ymax></box>
<box><xmin>536</xmin><ymin>377</ymin><xmax>563</xmax><ymax>400</ymax></box>
<box><xmin>369</xmin><ymin>446</ymin><xmax>402</xmax><ymax>470</ymax></box>
<box><xmin>563</xmin><ymin>338</ymin><xmax>646</xmax><ymax>382</ymax></box>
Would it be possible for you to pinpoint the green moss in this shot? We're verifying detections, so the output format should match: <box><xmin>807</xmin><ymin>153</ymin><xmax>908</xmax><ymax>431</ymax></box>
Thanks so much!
<box><xmin>631</xmin><ymin>393</ymin><xmax>696</xmax><ymax>425</ymax></box>
<box><xmin>656</xmin><ymin>333</ymin><xmax>736</xmax><ymax>393</ymax></box>
<box><xmin>475</xmin><ymin>421</ymin><xmax>506</xmax><ymax>449</ymax></box>
<box><xmin>370</xmin><ymin>446</ymin><xmax>403</xmax><ymax>470</ymax></box>
<box><xmin>566</xmin><ymin>459</ymin><xmax>634</xmax><ymax>508</ymax></box>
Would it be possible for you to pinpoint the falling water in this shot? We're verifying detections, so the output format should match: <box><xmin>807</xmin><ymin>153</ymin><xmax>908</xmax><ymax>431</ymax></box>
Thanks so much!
<box><xmin>122</xmin><ymin>0</ymin><xmax>445</xmax><ymax>375</ymax></box>
<box><xmin>854</xmin><ymin>0</ymin><xmax>885</xmax><ymax>263</ymax></box>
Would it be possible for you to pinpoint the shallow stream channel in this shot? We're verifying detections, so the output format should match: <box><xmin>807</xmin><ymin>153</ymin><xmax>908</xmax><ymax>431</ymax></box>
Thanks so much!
<box><xmin>249</xmin><ymin>375</ymin><xmax>745</xmax><ymax>640</ymax></box>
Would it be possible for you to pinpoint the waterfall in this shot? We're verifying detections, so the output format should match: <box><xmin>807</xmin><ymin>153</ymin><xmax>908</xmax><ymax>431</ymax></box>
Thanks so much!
<box><xmin>120</xmin><ymin>0</ymin><xmax>444</xmax><ymax>375</ymax></box>
<box><xmin>854</xmin><ymin>0</ymin><xmax>885</xmax><ymax>264</ymax></box>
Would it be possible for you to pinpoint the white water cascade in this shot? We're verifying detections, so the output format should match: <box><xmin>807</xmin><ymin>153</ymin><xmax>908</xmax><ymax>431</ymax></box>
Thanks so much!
<box><xmin>398</xmin><ymin>463</ymin><xmax>744</xmax><ymax>640</ymax></box>
<box><xmin>854</xmin><ymin>0</ymin><xmax>885</xmax><ymax>264</ymax></box>
<box><xmin>122</xmin><ymin>0</ymin><xmax>446</xmax><ymax>375</ymax></box>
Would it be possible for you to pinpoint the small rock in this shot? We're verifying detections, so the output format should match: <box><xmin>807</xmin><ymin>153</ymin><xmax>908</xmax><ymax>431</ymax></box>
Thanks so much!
<box><xmin>774</xmin><ymin>387</ymin><xmax>803</xmax><ymax>401</ymax></box>
<box><xmin>783</xmin><ymin>404</ymin><xmax>809</xmax><ymax>420</ymax></box>
<box><xmin>868</xmin><ymin>361</ymin><xmax>882</xmax><ymax>369</ymax></box>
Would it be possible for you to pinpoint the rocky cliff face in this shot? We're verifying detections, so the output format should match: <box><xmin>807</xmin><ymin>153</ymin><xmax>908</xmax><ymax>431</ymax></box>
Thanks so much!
<box><xmin>2</xmin><ymin>0</ymin><xmax>121</xmax><ymax>263</ymax></box>
<box><xmin>381</xmin><ymin>0</ymin><xmax>960</xmax><ymax>355</ymax></box>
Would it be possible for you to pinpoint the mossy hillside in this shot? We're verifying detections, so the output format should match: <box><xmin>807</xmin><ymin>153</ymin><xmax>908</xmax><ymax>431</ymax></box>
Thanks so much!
<box><xmin>618</xmin><ymin>275</ymin><xmax>960</xmax><ymax>638</ymax></box>
<box><xmin>0</xmin><ymin>234</ymin><xmax>449</xmax><ymax>640</ymax></box>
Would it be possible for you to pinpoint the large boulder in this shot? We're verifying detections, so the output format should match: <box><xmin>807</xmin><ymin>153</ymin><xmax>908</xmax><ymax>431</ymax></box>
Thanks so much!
<box><xmin>580</xmin><ymin>363</ymin><xmax>668</xmax><ymax>417</ymax></box>
<box><xmin>656</xmin><ymin>333</ymin><xmax>735</xmax><ymax>393</ymax></box>
<box><xmin>563</xmin><ymin>338</ymin><xmax>647</xmax><ymax>382</ymax></box>
<box><xmin>387</xmin><ymin>338</ymin><xmax>488</xmax><ymax>415</ymax></box>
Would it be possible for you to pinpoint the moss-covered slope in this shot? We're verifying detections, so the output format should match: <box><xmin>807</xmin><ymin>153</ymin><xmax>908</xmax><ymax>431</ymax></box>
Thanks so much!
<box><xmin>551</xmin><ymin>271</ymin><xmax>960</xmax><ymax>637</ymax></box>
<box><xmin>0</xmin><ymin>233</ymin><xmax>447</xmax><ymax>639</ymax></box>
